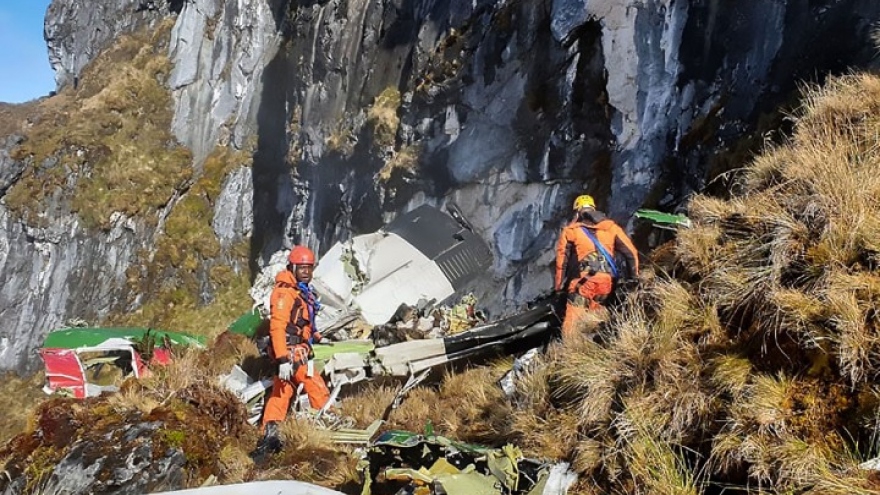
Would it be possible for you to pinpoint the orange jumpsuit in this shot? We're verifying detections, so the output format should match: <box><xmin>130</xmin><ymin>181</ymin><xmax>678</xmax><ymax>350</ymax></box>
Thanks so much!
<box><xmin>555</xmin><ymin>213</ymin><xmax>639</xmax><ymax>338</ymax></box>
<box><xmin>262</xmin><ymin>270</ymin><xmax>330</xmax><ymax>426</ymax></box>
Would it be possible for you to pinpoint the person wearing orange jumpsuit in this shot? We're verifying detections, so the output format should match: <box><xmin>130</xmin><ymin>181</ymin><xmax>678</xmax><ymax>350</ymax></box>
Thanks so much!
<box><xmin>555</xmin><ymin>195</ymin><xmax>639</xmax><ymax>338</ymax></box>
<box><xmin>254</xmin><ymin>245</ymin><xmax>330</xmax><ymax>456</ymax></box>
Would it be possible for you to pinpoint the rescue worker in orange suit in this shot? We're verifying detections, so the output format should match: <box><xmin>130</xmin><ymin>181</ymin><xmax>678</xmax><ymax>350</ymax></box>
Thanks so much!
<box><xmin>254</xmin><ymin>245</ymin><xmax>330</xmax><ymax>456</ymax></box>
<box><xmin>555</xmin><ymin>195</ymin><xmax>639</xmax><ymax>338</ymax></box>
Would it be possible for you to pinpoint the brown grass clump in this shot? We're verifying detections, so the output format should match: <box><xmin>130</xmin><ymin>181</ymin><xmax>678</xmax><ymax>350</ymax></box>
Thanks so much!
<box><xmin>0</xmin><ymin>101</ymin><xmax>40</xmax><ymax>136</ymax></box>
<box><xmin>379</xmin><ymin>365</ymin><xmax>515</xmax><ymax>445</ymax></box>
<box><xmin>378</xmin><ymin>143</ymin><xmax>422</xmax><ymax>182</ymax></box>
<box><xmin>367</xmin><ymin>86</ymin><xmax>401</xmax><ymax>149</ymax></box>
<box><xmin>502</xmin><ymin>73</ymin><xmax>880</xmax><ymax>493</ymax></box>
<box><xmin>109</xmin><ymin>144</ymin><xmax>254</xmax><ymax>339</ymax></box>
<box><xmin>0</xmin><ymin>372</ymin><xmax>49</xmax><ymax>446</ymax></box>
<box><xmin>266</xmin><ymin>416</ymin><xmax>361</xmax><ymax>488</ymax></box>
<box><xmin>110</xmin><ymin>261</ymin><xmax>253</xmax><ymax>341</ymax></box>
<box><xmin>339</xmin><ymin>383</ymin><xmax>398</xmax><ymax>428</ymax></box>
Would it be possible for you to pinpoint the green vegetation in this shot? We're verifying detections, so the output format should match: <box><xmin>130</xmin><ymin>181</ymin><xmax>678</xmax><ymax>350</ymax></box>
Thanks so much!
<box><xmin>325</xmin><ymin>115</ymin><xmax>356</xmax><ymax>158</ymax></box>
<box><xmin>5</xmin><ymin>20</ymin><xmax>192</xmax><ymax>229</ymax></box>
<box><xmin>109</xmin><ymin>142</ymin><xmax>253</xmax><ymax>340</ymax></box>
<box><xmin>377</xmin><ymin>143</ymin><xmax>422</xmax><ymax>182</ymax></box>
<box><xmin>161</xmin><ymin>429</ymin><xmax>186</xmax><ymax>448</ymax></box>
<box><xmin>366</xmin><ymin>87</ymin><xmax>401</xmax><ymax>149</ymax></box>
<box><xmin>114</xmin><ymin>249</ymin><xmax>252</xmax><ymax>340</ymax></box>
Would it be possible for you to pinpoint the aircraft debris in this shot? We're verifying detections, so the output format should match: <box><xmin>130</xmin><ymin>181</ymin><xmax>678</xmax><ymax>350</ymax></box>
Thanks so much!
<box><xmin>39</xmin><ymin>327</ymin><xmax>205</xmax><ymax>398</ymax></box>
<box><xmin>361</xmin><ymin>430</ymin><xmax>577</xmax><ymax>495</ymax></box>
<box><xmin>249</xmin><ymin>204</ymin><xmax>493</xmax><ymax>337</ymax></box>
<box><xmin>498</xmin><ymin>347</ymin><xmax>541</xmax><ymax>397</ymax></box>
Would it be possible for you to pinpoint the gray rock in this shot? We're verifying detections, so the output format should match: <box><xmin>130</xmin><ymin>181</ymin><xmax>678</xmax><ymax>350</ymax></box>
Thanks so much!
<box><xmin>551</xmin><ymin>0</ymin><xmax>590</xmax><ymax>43</ymax></box>
<box><xmin>0</xmin><ymin>134</ymin><xmax>25</xmax><ymax>194</ymax></box>
<box><xmin>168</xmin><ymin>0</ymin><xmax>279</xmax><ymax>162</ymax></box>
<box><xmin>18</xmin><ymin>421</ymin><xmax>187</xmax><ymax>494</ymax></box>
<box><xmin>213</xmin><ymin>166</ymin><xmax>253</xmax><ymax>247</ymax></box>
<box><xmin>45</xmin><ymin>0</ymin><xmax>172</xmax><ymax>90</ymax></box>
<box><xmin>0</xmin><ymin>204</ymin><xmax>143</xmax><ymax>373</ymax></box>
<box><xmin>6</xmin><ymin>0</ymin><xmax>878</xmax><ymax>373</ymax></box>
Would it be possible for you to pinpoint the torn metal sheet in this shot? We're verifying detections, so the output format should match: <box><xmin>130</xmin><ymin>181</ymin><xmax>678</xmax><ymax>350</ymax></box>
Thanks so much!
<box><xmin>499</xmin><ymin>348</ymin><xmax>541</xmax><ymax>397</ymax></box>
<box><xmin>361</xmin><ymin>430</ymin><xmax>576</xmax><ymax>495</ymax></box>
<box><xmin>219</xmin><ymin>365</ymin><xmax>274</xmax><ymax>425</ymax></box>
<box><xmin>634</xmin><ymin>208</ymin><xmax>692</xmax><ymax>229</ymax></box>
<box><xmin>327</xmin><ymin>419</ymin><xmax>384</xmax><ymax>444</ymax></box>
<box><xmin>43</xmin><ymin>327</ymin><xmax>206</xmax><ymax>349</ymax></box>
<box><xmin>39</xmin><ymin>327</ymin><xmax>202</xmax><ymax>399</ymax></box>
<box><xmin>249</xmin><ymin>205</ymin><xmax>492</xmax><ymax>334</ymax></box>
<box><xmin>320</xmin><ymin>302</ymin><xmax>555</xmax><ymax>390</ymax></box>
<box><xmin>310</xmin><ymin>231</ymin><xmax>454</xmax><ymax>329</ymax></box>
<box><xmin>228</xmin><ymin>303</ymin><xmax>555</xmax><ymax>432</ymax></box>
<box><xmin>385</xmin><ymin>204</ymin><xmax>492</xmax><ymax>290</ymax></box>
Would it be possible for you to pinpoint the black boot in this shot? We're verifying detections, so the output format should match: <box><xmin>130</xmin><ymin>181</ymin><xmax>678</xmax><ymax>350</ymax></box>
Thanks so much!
<box><xmin>250</xmin><ymin>421</ymin><xmax>282</xmax><ymax>463</ymax></box>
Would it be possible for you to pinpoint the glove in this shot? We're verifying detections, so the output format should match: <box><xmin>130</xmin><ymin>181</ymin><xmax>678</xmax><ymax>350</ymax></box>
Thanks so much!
<box><xmin>278</xmin><ymin>361</ymin><xmax>294</xmax><ymax>381</ymax></box>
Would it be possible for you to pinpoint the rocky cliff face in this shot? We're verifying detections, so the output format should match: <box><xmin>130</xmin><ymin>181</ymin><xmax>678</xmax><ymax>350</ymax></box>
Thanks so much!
<box><xmin>0</xmin><ymin>0</ymin><xmax>878</xmax><ymax>373</ymax></box>
<box><xmin>44</xmin><ymin>0</ymin><xmax>180</xmax><ymax>89</ymax></box>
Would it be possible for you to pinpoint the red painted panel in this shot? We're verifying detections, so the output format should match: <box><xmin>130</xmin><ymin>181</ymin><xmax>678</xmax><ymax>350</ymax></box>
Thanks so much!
<box><xmin>39</xmin><ymin>348</ymin><xmax>86</xmax><ymax>398</ymax></box>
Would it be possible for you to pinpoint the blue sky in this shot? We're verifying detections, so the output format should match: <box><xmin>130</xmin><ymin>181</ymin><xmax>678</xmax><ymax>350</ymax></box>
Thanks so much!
<box><xmin>0</xmin><ymin>0</ymin><xmax>55</xmax><ymax>104</ymax></box>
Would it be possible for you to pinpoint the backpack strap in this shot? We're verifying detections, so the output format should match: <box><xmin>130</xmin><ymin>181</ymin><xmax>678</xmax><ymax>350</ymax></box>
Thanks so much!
<box><xmin>580</xmin><ymin>226</ymin><xmax>619</xmax><ymax>278</ymax></box>
<box><xmin>275</xmin><ymin>281</ymin><xmax>308</xmax><ymax>346</ymax></box>
<box><xmin>296</xmin><ymin>282</ymin><xmax>319</xmax><ymax>346</ymax></box>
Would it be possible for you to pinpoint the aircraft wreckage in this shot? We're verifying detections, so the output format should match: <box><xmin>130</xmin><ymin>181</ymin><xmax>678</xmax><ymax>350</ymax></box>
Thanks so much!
<box><xmin>227</xmin><ymin>204</ymin><xmax>560</xmax><ymax>423</ymax></box>
<box><xmin>36</xmin><ymin>205</ymin><xmax>558</xmax><ymax>414</ymax></box>
<box><xmin>32</xmin><ymin>204</ymin><xmax>607</xmax><ymax>495</ymax></box>
<box><xmin>37</xmin><ymin>205</ymin><xmax>686</xmax><ymax>404</ymax></box>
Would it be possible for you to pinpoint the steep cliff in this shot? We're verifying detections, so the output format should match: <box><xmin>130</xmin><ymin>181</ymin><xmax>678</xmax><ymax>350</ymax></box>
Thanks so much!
<box><xmin>0</xmin><ymin>0</ymin><xmax>878</xmax><ymax>373</ymax></box>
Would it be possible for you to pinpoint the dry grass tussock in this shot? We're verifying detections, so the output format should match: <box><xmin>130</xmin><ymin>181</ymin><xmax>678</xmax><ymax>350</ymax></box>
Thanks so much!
<box><xmin>365</xmin><ymin>365</ymin><xmax>516</xmax><ymax>445</ymax></box>
<box><xmin>11</xmin><ymin>75</ymin><xmax>880</xmax><ymax>493</ymax></box>
<box><xmin>495</xmin><ymin>73</ymin><xmax>880</xmax><ymax>493</ymax></box>
<box><xmin>0</xmin><ymin>372</ymin><xmax>49</xmax><ymax>446</ymax></box>
<box><xmin>377</xmin><ymin>143</ymin><xmax>422</xmax><ymax>182</ymax></box>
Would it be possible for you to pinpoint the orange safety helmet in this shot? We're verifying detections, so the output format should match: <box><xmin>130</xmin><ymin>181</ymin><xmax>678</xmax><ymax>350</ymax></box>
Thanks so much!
<box><xmin>288</xmin><ymin>245</ymin><xmax>316</xmax><ymax>266</ymax></box>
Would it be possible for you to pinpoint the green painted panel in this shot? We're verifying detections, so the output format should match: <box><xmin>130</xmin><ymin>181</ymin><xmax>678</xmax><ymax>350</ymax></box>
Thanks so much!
<box><xmin>312</xmin><ymin>341</ymin><xmax>375</xmax><ymax>361</ymax></box>
<box><xmin>635</xmin><ymin>209</ymin><xmax>692</xmax><ymax>228</ymax></box>
<box><xmin>42</xmin><ymin>327</ymin><xmax>205</xmax><ymax>349</ymax></box>
<box><xmin>372</xmin><ymin>430</ymin><xmax>490</xmax><ymax>454</ymax></box>
<box><xmin>227</xmin><ymin>309</ymin><xmax>264</xmax><ymax>337</ymax></box>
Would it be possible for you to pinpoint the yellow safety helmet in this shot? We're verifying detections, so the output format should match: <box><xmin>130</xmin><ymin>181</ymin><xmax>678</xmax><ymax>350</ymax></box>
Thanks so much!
<box><xmin>572</xmin><ymin>194</ymin><xmax>595</xmax><ymax>211</ymax></box>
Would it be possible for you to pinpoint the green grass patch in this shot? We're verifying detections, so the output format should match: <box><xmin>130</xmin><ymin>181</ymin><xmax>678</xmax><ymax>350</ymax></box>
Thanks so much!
<box><xmin>161</xmin><ymin>429</ymin><xmax>186</xmax><ymax>448</ymax></box>
<box><xmin>5</xmin><ymin>20</ymin><xmax>192</xmax><ymax>229</ymax></box>
<box><xmin>367</xmin><ymin>87</ymin><xmax>401</xmax><ymax>149</ymax></box>
<box><xmin>107</xmin><ymin>142</ymin><xmax>253</xmax><ymax>339</ymax></box>
<box><xmin>112</xmin><ymin>244</ymin><xmax>253</xmax><ymax>340</ymax></box>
